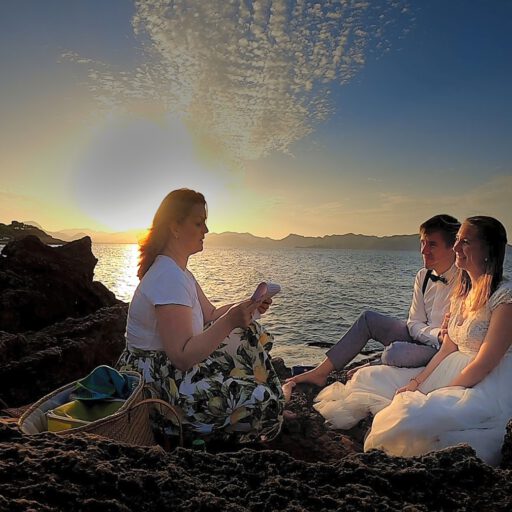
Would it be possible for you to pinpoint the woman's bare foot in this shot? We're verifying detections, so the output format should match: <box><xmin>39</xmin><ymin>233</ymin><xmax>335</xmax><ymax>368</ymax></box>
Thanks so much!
<box><xmin>282</xmin><ymin>381</ymin><xmax>296</xmax><ymax>402</ymax></box>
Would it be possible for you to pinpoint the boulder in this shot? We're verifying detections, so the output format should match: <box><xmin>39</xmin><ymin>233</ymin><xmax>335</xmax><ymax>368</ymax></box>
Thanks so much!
<box><xmin>0</xmin><ymin>235</ymin><xmax>118</xmax><ymax>333</ymax></box>
<box><xmin>0</xmin><ymin>304</ymin><xmax>128</xmax><ymax>408</ymax></box>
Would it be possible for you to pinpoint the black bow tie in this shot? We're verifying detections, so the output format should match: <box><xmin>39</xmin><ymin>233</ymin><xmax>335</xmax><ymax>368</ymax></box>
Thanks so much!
<box><xmin>429</xmin><ymin>273</ymin><xmax>447</xmax><ymax>284</ymax></box>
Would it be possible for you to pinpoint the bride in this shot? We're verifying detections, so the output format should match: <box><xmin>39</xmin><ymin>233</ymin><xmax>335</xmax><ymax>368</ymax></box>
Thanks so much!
<box><xmin>314</xmin><ymin>216</ymin><xmax>512</xmax><ymax>465</ymax></box>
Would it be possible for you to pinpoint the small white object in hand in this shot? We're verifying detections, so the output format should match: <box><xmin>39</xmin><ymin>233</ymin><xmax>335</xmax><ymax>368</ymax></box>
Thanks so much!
<box><xmin>266</xmin><ymin>282</ymin><xmax>281</xmax><ymax>299</ymax></box>
<box><xmin>251</xmin><ymin>281</ymin><xmax>281</xmax><ymax>320</ymax></box>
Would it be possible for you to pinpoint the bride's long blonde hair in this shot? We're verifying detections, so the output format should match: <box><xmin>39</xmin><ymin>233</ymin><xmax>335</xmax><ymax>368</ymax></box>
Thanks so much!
<box><xmin>453</xmin><ymin>216</ymin><xmax>507</xmax><ymax>311</ymax></box>
<box><xmin>137</xmin><ymin>189</ymin><xmax>206</xmax><ymax>279</ymax></box>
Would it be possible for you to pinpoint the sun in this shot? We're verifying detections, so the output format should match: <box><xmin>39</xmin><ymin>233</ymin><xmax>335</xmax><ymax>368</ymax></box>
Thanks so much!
<box><xmin>71</xmin><ymin>114</ymin><xmax>240</xmax><ymax>233</ymax></box>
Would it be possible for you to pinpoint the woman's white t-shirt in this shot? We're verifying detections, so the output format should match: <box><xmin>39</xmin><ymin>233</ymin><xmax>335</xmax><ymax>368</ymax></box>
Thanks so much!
<box><xmin>125</xmin><ymin>255</ymin><xmax>204</xmax><ymax>351</ymax></box>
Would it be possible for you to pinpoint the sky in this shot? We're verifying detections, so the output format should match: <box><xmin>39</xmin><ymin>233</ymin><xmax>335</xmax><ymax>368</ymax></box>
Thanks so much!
<box><xmin>1</xmin><ymin>0</ymin><xmax>511</xmax><ymax>239</ymax></box>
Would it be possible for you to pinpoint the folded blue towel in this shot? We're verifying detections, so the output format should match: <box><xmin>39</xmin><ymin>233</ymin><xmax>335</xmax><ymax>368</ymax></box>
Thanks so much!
<box><xmin>70</xmin><ymin>365</ymin><xmax>133</xmax><ymax>401</ymax></box>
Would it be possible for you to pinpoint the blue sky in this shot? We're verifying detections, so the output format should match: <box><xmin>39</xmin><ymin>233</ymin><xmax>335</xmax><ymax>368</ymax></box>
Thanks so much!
<box><xmin>321</xmin><ymin>1</ymin><xmax>512</xmax><ymax>184</ymax></box>
<box><xmin>1</xmin><ymin>0</ymin><xmax>511</xmax><ymax>239</ymax></box>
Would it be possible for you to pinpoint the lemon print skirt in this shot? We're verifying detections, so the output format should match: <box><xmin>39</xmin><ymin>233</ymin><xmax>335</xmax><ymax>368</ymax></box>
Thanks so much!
<box><xmin>116</xmin><ymin>321</ymin><xmax>284</xmax><ymax>444</ymax></box>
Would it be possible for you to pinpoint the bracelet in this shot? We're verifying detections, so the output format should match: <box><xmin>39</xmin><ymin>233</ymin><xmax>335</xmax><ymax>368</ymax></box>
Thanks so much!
<box><xmin>410</xmin><ymin>377</ymin><xmax>421</xmax><ymax>386</ymax></box>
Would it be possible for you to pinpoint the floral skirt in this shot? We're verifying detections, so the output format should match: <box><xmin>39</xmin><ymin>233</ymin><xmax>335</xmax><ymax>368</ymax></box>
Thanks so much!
<box><xmin>116</xmin><ymin>321</ymin><xmax>284</xmax><ymax>444</ymax></box>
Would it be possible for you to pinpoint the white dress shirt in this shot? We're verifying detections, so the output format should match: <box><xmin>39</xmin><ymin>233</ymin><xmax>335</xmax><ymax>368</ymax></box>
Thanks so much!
<box><xmin>407</xmin><ymin>264</ymin><xmax>457</xmax><ymax>348</ymax></box>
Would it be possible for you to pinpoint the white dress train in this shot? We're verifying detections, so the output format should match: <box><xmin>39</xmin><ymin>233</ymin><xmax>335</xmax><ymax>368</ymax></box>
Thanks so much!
<box><xmin>314</xmin><ymin>280</ymin><xmax>512</xmax><ymax>466</ymax></box>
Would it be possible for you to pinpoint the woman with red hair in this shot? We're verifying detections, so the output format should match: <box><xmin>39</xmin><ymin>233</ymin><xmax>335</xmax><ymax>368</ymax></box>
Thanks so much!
<box><xmin>117</xmin><ymin>189</ymin><xmax>284</xmax><ymax>445</ymax></box>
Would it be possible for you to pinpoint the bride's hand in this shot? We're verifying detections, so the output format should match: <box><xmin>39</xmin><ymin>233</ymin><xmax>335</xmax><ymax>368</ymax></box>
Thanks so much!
<box><xmin>395</xmin><ymin>379</ymin><xmax>420</xmax><ymax>395</ymax></box>
<box><xmin>395</xmin><ymin>384</ymin><xmax>409</xmax><ymax>395</ymax></box>
<box><xmin>438</xmin><ymin>312</ymin><xmax>451</xmax><ymax>344</ymax></box>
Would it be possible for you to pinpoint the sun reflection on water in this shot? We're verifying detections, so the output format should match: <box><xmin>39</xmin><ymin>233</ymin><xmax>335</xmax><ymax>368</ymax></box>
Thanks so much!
<box><xmin>90</xmin><ymin>244</ymin><xmax>512</xmax><ymax>366</ymax></box>
<box><xmin>92</xmin><ymin>244</ymin><xmax>139</xmax><ymax>303</ymax></box>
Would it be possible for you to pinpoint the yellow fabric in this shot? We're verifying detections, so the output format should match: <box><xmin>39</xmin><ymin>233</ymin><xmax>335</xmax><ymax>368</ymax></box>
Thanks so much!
<box><xmin>47</xmin><ymin>399</ymin><xmax>125</xmax><ymax>432</ymax></box>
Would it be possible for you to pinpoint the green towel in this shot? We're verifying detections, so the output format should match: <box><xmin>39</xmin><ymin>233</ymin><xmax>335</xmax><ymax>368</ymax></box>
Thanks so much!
<box><xmin>70</xmin><ymin>365</ymin><xmax>132</xmax><ymax>401</ymax></box>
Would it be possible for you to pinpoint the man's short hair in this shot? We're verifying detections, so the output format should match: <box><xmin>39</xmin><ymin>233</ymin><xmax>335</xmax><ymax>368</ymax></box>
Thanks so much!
<box><xmin>420</xmin><ymin>214</ymin><xmax>461</xmax><ymax>247</ymax></box>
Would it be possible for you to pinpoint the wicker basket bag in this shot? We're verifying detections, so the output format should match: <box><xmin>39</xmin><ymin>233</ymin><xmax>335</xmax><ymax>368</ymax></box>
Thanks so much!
<box><xmin>18</xmin><ymin>371</ymin><xmax>182</xmax><ymax>447</ymax></box>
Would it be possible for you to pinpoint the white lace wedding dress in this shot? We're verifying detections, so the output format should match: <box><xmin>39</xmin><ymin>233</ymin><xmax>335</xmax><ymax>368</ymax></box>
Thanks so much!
<box><xmin>314</xmin><ymin>279</ymin><xmax>512</xmax><ymax>465</ymax></box>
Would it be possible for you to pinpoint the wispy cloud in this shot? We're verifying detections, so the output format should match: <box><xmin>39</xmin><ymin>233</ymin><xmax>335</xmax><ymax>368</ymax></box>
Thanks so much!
<box><xmin>262</xmin><ymin>175</ymin><xmax>512</xmax><ymax>237</ymax></box>
<box><xmin>64</xmin><ymin>0</ymin><xmax>411</xmax><ymax>161</ymax></box>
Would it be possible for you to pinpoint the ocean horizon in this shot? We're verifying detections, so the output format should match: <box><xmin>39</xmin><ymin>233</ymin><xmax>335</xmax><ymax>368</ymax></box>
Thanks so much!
<box><xmin>2</xmin><ymin>241</ymin><xmax>510</xmax><ymax>366</ymax></box>
<box><xmin>90</xmin><ymin>244</ymin><xmax>512</xmax><ymax>367</ymax></box>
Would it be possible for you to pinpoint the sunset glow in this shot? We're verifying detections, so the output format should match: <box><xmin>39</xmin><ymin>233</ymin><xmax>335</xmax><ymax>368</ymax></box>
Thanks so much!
<box><xmin>1</xmin><ymin>1</ymin><xmax>511</xmax><ymax>240</ymax></box>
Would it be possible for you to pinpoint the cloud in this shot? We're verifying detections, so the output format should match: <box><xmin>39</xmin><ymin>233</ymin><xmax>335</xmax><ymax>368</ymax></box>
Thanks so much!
<box><xmin>451</xmin><ymin>175</ymin><xmax>512</xmax><ymax>223</ymax></box>
<box><xmin>260</xmin><ymin>174</ymin><xmax>512</xmax><ymax>237</ymax></box>
<box><xmin>338</xmin><ymin>175</ymin><xmax>512</xmax><ymax>226</ymax></box>
<box><xmin>64</xmin><ymin>0</ymin><xmax>411</xmax><ymax>162</ymax></box>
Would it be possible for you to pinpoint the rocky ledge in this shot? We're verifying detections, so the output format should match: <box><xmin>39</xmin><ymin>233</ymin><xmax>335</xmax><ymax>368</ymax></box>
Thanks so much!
<box><xmin>0</xmin><ymin>235</ymin><xmax>118</xmax><ymax>333</ymax></box>
<box><xmin>1</xmin><ymin>236</ymin><xmax>512</xmax><ymax>511</ymax></box>
<box><xmin>2</xmin><ymin>423</ymin><xmax>512</xmax><ymax>512</ymax></box>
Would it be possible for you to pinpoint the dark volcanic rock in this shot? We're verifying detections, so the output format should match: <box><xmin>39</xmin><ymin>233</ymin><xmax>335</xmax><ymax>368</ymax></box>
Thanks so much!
<box><xmin>0</xmin><ymin>235</ymin><xmax>118</xmax><ymax>333</ymax></box>
<box><xmin>0</xmin><ymin>235</ymin><xmax>128</xmax><ymax>408</ymax></box>
<box><xmin>2</xmin><ymin>235</ymin><xmax>512</xmax><ymax>510</ymax></box>
<box><xmin>1</xmin><ymin>424</ymin><xmax>512</xmax><ymax>511</ymax></box>
<box><xmin>265</xmin><ymin>382</ymin><xmax>363</xmax><ymax>462</ymax></box>
<box><xmin>0</xmin><ymin>303</ymin><xmax>128</xmax><ymax>408</ymax></box>
<box><xmin>501</xmin><ymin>419</ymin><xmax>512</xmax><ymax>469</ymax></box>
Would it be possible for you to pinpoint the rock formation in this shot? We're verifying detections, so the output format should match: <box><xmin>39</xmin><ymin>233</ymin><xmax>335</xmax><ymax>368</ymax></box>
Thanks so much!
<box><xmin>0</xmin><ymin>235</ymin><xmax>118</xmax><ymax>333</ymax></box>
<box><xmin>0</xmin><ymin>235</ymin><xmax>125</xmax><ymax>407</ymax></box>
<box><xmin>0</xmin><ymin>220</ymin><xmax>66</xmax><ymax>245</ymax></box>
<box><xmin>0</xmin><ymin>304</ymin><xmax>128</xmax><ymax>408</ymax></box>
<box><xmin>1</xmin><ymin>234</ymin><xmax>512</xmax><ymax>510</ymax></box>
<box><xmin>1</xmin><ymin>423</ymin><xmax>512</xmax><ymax>511</ymax></box>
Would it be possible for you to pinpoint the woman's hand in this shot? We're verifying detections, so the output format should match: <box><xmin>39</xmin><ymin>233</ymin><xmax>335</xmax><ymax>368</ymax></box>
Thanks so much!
<box><xmin>157</xmin><ymin>297</ymin><xmax>259</xmax><ymax>372</ymax></box>
<box><xmin>438</xmin><ymin>312</ymin><xmax>451</xmax><ymax>345</ymax></box>
<box><xmin>257</xmin><ymin>298</ymin><xmax>272</xmax><ymax>315</ymax></box>
<box><xmin>226</xmin><ymin>299</ymin><xmax>260</xmax><ymax>329</ymax></box>
<box><xmin>395</xmin><ymin>378</ymin><xmax>422</xmax><ymax>395</ymax></box>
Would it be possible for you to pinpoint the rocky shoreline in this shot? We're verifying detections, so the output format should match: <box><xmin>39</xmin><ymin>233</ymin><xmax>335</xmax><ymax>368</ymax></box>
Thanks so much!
<box><xmin>1</xmin><ymin>236</ymin><xmax>512</xmax><ymax>511</ymax></box>
<box><xmin>3</xmin><ymin>423</ymin><xmax>512</xmax><ymax>512</ymax></box>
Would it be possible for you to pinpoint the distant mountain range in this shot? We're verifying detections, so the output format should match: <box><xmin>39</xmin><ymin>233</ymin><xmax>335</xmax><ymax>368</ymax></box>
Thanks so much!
<box><xmin>1</xmin><ymin>222</ymin><xmax>422</xmax><ymax>249</ymax></box>
<box><xmin>22</xmin><ymin>221</ymin><xmax>146</xmax><ymax>244</ymax></box>
<box><xmin>205</xmin><ymin>231</ymin><xmax>422</xmax><ymax>250</ymax></box>
<box><xmin>1</xmin><ymin>221</ymin><xmax>511</xmax><ymax>254</ymax></box>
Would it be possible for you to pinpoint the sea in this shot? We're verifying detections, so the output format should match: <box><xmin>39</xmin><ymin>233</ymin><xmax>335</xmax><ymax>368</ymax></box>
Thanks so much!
<box><xmin>1</xmin><ymin>242</ymin><xmax>510</xmax><ymax>366</ymax></box>
<box><xmin>88</xmin><ymin>244</ymin><xmax>512</xmax><ymax>367</ymax></box>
